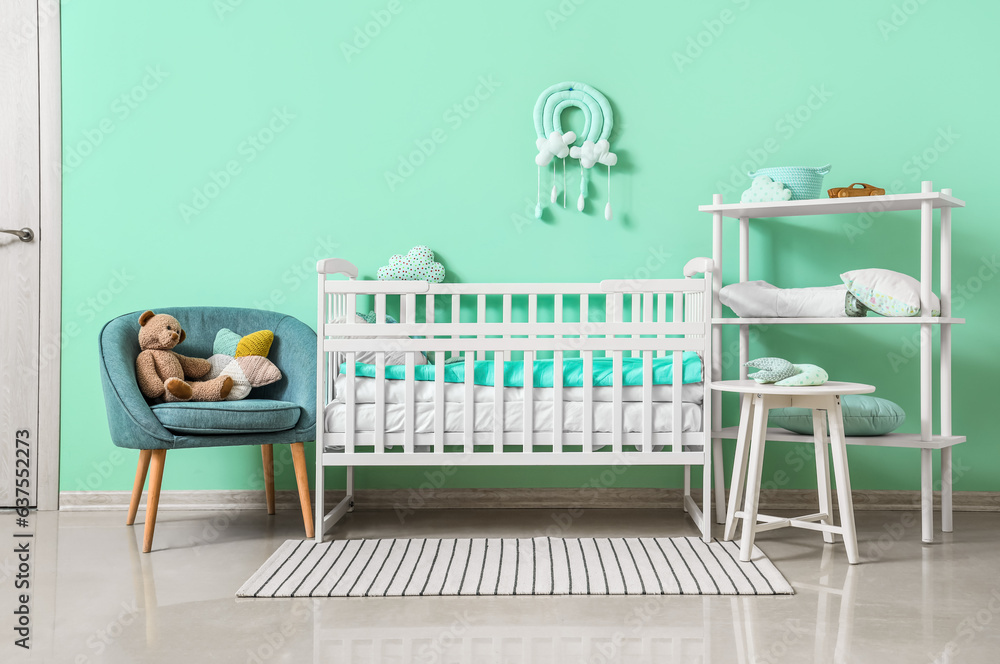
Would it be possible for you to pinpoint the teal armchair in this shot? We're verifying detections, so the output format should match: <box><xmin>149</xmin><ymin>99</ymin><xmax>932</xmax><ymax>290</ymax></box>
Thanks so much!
<box><xmin>99</xmin><ymin>307</ymin><xmax>316</xmax><ymax>552</ymax></box>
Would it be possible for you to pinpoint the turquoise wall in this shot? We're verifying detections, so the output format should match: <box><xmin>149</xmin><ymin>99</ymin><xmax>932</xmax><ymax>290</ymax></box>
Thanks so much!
<box><xmin>61</xmin><ymin>0</ymin><xmax>998</xmax><ymax>495</ymax></box>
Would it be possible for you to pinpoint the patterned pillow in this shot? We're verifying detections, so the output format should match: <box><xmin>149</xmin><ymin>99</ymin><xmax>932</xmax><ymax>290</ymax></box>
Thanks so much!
<box><xmin>775</xmin><ymin>364</ymin><xmax>828</xmax><ymax>386</ymax></box>
<box><xmin>206</xmin><ymin>328</ymin><xmax>281</xmax><ymax>400</ymax></box>
<box><xmin>745</xmin><ymin>357</ymin><xmax>798</xmax><ymax>384</ymax></box>
<box><xmin>841</xmin><ymin>268</ymin><xmax>940</xmax><ymax>317</ymax></box>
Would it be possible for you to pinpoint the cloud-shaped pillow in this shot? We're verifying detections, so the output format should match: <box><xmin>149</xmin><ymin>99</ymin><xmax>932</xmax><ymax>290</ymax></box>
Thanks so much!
<box><xmin>376</xmin><ymin>246</ymin><xmax>445</xmax><ymax>283</ymax></box>
<box><xmin>569</xmin><ymin>139</ymin><xmax>618</xmax><ymax>169</ymax></box>
<box><xmin>535</xmin><ymin>131</ymin><xmax>577</xmax><ymax>167</ymax></box>
<box><xmin>741</xmin><ymin>176</ymin><xmax>792</xmax><ymax>203</ymax></box>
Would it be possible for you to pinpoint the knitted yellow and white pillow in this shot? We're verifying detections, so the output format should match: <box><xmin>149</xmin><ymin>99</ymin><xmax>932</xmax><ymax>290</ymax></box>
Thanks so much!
<box><xmin>206</xmin><ymin>328</ymin><xmax>282</xmax><ymax>400</ymax></box>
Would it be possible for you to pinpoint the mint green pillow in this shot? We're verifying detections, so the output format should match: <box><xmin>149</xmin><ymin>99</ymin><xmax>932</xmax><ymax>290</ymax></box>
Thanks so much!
<box><xmin>768</xmin><ymin>395</ymin><xmax>905</xmax><ymax>436</ymax></box>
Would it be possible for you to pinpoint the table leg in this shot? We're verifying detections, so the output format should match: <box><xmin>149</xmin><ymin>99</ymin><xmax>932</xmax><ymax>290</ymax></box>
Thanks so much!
<box><xmin>739</xmin><ymin>394</ymin><xmax>770</xmax><ymax>562</ymax></box>
<box><xmin>942</xmin><ymin>447</ymin><xmax>953</xmax><ymax>533</ymax></box>
<box><xmin>828</xmin><ymin>397</ymin><xmax>859</xmax><ymax>564</ymax></box>
<box><xmin>724</xmin><ymin>394</ymin><xmax>755</xmax><ymax>542</ymax></box>
<box><xmin>812</xmin><ymin>408</ymin><xmax>835</xmax><ymax>545</ymax></box>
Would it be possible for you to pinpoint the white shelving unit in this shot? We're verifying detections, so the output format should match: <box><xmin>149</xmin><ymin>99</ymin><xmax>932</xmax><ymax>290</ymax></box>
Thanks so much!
<box><xmin>701</xmin><ymin>181</ymin><xmax>966</xmax><ymax>544</ymax></box>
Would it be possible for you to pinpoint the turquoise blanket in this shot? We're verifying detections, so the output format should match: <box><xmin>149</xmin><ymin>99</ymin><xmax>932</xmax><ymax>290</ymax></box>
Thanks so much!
<box><xmin>340</xmin><ymin>353</ymin><xmax>702</xmax><ymax>387</ymax></box>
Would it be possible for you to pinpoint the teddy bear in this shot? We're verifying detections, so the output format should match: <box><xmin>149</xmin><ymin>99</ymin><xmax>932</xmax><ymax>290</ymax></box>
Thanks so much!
<box><xmin>134</xmin><ymin>310</ymin><xmax>233</xmax><ymax>402</ymax></box>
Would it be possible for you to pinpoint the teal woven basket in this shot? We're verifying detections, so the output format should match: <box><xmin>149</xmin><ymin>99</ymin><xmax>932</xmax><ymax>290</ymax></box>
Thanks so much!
<box><xmin>747</xmin><ymin>164</ymin><xmax>831</xmax><ymax>200</ymax></box>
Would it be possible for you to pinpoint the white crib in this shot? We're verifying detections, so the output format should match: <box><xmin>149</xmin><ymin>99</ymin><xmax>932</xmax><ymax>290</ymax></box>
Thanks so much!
<box><xmin>315</xmin><ymin>258</ymin><xmax>715</xmax><ymax>542</ymax></box>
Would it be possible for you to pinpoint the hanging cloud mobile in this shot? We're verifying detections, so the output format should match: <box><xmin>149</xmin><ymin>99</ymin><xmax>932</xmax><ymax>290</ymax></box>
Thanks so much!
<box><xmin>533</xmin><ymin>81</ymin><xmax>618</xmax><ymax>220</ymax></box>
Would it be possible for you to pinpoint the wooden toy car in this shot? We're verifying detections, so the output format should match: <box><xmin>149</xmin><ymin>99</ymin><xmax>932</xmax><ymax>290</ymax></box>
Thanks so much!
<box><xmin>828</xmin><ymin>183</ymin><xmax>886</xmax><ymax>198</ymax></box>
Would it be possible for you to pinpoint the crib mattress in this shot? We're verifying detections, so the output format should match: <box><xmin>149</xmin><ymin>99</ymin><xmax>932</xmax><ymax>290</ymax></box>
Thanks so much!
<box><xmin>324</xmin><ymin>399</ymin><xmax>702</xmax><ymax>439</ymax></box>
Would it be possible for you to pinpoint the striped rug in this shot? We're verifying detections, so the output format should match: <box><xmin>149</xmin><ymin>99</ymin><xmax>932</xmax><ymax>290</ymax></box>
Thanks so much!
<box><xmin>237</xmin><ymin>537</ymin><xmax>793</xmax><ymax>597</ymax></box>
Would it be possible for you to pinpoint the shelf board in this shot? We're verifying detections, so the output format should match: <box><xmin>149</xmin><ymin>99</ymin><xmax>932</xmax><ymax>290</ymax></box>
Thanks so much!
<box><xmin>699</xmin><ymin>191</ymin><xmax>965</xmax><ymax>219</ymax></box>
<box><xmin>712</xmin><ymin>317</ymin><xmax>965</xmax><ymax>325</ymax></box>
<box><xmin>713</xmin><ymin>426</ymin><xmax>965</xmax><ymax>450</ymax></box>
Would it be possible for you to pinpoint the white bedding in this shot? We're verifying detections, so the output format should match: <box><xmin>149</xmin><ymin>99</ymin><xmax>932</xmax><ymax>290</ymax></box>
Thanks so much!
<box><xmin>720</xmin><ymin>280</ymin><xmax>849</xmax><ymax>318</ymax></box>
<box><xmin>324</xmin><ymin>400</ymin><xmax>702</xmax><ymax>437</ymax></box>
<box><xmin>333</xmin><ymin>375</ymin><xmax>704</xmax><ymax>404</ymax></box>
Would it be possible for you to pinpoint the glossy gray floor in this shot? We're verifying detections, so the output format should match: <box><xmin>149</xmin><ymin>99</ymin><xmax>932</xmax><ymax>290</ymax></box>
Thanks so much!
<box><xmin>2</xmin><ymin>506</ymin><xmax>998</xmax><ymax>663</ymax></box>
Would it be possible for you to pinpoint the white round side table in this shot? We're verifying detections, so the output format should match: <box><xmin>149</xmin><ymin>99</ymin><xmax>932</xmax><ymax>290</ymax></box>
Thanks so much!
<box><xmin>711</xmin><ymin>380</ymin><xmax>876</xmax><ymax>565</ymax></box>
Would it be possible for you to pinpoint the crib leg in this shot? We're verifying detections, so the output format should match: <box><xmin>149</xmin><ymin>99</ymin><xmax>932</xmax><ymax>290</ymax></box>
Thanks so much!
<box><xmin>346</xmin><ymin>466</ymin><xmax>355</xmax><ymax>512</ymax></box>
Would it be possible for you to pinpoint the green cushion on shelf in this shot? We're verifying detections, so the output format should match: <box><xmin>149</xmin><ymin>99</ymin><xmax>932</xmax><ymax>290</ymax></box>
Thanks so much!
<box><xmin>768</xmin><ymin>395</ymin><xmax>906</xmax><ymax>436</ymax></box>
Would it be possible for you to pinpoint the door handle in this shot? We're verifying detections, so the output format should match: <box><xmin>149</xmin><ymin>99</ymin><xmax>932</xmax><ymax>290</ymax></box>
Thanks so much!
<box><xmin>0</xmin><ymin>228</ymin><xmax>34</xmax><ymax>242</ymax></box>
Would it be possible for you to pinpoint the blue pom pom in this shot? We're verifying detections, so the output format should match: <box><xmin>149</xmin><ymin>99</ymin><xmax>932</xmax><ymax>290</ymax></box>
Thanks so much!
<box><xmin>534</xmin><ymin>204</ymin><xmax>542</xmax><ymax>219</ymax></box>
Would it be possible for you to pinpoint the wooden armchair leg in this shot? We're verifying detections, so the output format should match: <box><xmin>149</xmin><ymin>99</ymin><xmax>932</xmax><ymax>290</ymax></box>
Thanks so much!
<box><xmin>127</xmin><ymin>450</ymin><xmax>153</xmax><ymax>526</ymax></box>
<box><xmin>290</xmin><ymin>442</ymin><xmax>314</xmax><ymax>539</ymax></box>
<box><xmin>261</xmin><ymin>444</ymin><xmax>276</xmax><ymax>515</ymax></box>
<box><xmin>143</xmin><ymin>450</ymin><xmax>167</xmax><ymax>553</ymax></box>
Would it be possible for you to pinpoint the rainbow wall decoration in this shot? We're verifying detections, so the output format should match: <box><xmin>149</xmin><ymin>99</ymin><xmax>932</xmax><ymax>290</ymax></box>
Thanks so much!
<box><xmin>533</xmin><ymin>81</ymin><xmax>618</xmax><ymax>220</ymax></box>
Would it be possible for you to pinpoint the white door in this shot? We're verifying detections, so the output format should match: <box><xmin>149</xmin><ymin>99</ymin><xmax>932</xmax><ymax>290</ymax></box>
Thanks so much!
<box><xmin>0</xmin><ymin>0</ymin><xmax>42</xmax><ymax>507</ymax></box>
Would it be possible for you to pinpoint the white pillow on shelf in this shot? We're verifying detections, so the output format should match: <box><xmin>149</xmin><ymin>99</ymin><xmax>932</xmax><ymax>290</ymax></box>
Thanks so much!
<box><xmin>840</xmin><ymin>268</ymin><xmax>940</xmax><ymax>317</ymax></box>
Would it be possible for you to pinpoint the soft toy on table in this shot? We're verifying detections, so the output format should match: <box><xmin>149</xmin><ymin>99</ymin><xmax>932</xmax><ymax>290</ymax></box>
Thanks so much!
<box><xmin>745</xmin><ymin>357</ymin><xmax>829</xmax><ymax>386</ymax></box>
<box><xmin>135</xmin><ymin>310</ymin><xmax>233</xmax><ymax>402</ymax></box>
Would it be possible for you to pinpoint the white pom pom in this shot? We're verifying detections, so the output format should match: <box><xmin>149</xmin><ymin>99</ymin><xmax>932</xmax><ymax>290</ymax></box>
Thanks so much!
<box><xmin>550</xmin><ymin>185</ymin><xmax>557</xmax><ymax>203</ymax></box>
<box><xmin>605</xmin><ymin>202</ymin><xmax>613</xmax><ymax>221</ymax></box>
<box><xmin>577</xmin><ymin>194</ymin><xmax>585</xmax><ymax>212</ymax></box>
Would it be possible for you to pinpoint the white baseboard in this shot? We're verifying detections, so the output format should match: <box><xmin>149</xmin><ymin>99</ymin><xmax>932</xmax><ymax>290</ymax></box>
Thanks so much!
<box><xmin>58</xmin><ymin>488</ymin><xmax>1000</xmax><ymax>512</ymax></box>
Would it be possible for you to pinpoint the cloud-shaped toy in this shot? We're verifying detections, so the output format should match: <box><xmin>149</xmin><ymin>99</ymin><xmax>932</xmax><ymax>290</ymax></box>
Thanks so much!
<box><xmin>376</xmin><ymin>246</ymin><xmax>445</xmax><ymax>283</ymax></box>
<box><xmin>569</xmin><ymin>139</ymin><xmax>618</xmax><ymax>169</ymax></box>
<box><xmin>741</xmin><ymin>175</ymin><xmax>793</xmax><ymax>203</ymax></box>
<box><xmin>535</xmin><ymin>131</ymin><xmax>577</xmax><ymax>167</ymax></box>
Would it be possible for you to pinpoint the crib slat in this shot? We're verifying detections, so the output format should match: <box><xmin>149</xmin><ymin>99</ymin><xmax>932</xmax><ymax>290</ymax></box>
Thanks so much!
<box><xmin>580</xmin><ymin>294</ymin><xmax>589</xmax><ymax>339</ymax></box>
<box><xmin>404</xmin><ymin>293</ymin><xmax>416</xmax><ymax>324</ymax></box>
<box><xmin>451</xmin><ymin>294</ymin><xmax>461</xmax><ymax>360</ymax></box>
<box><xmin>494</xmin><ymin>350</ymin><xmax>504</xmax><ymax>451</ymax></box>
<box><xmin>673</xmin><ymin>291</ymin><xmax>683</xmax><ymax>326</ymax></box>
<box><xmin>630</xmin><ymin>293</ymin><xmax>641</xmax><ymax>358</ymax></box>
<box><xmin>375</xmin><ymin>351</ymin><xmax>385</xmax><ymax>453</ymax></box>
<box><xmin>375</xmin><ymin>293</ymin><xmax>385</xmax><ymax>325</ymax></box>
<box><xmin>523</xmin><ymin>350</ymin><xmax>533</xmax><ymax>452</ymax></box>
<box><xmin>404</xmin><ymin>351</ymin><xmax>415</xmax><ymax>454</ymax></box>
<box><xmin>345</xmin><ymin>351</ymin><xmax>356</xmax><ymax>454</ymax></box>
<box><xmin>464</xmin><ymin>353</ymin><xmax>474</xmax><ymax>453</ymax></box>
<box><xmin>672</xmin><ymin>350</ymin><xmax>683</xmax><ymax>452</ymax></box>
<box><xmin>657</xmin><ymin>293</ymin><xmax>666</xmax><ymax>358</ymax></box>
<box><xmin>553</xmin><ymin>349</ymin><xmax>564</xmax><ymax>454</ymax></box>
<box><xmin>434</xmin><ymin>353</ymin><xmax>445</xmax><ymax>453</ymax></box>
<box><xmin>583</xmin><ymin>350</ymin><xmax>593</xmax><ymax>453</ymax></box>
<box><xmin>612</xmin><ymin>350</ymin><xmax>623</xmax><ymax>453</ymax></box>
<box><xmin>643</xmin><ymin>293</ymin><xmax>654</xmax><ymax>331</ymax></box>
<box><xmin>477</xmin><ymin>294</ymin><xmax>487</xmax><ymax>361</ymax></box>
<box><xmin>642</xmin><ymin>350</ymin><xmax>653</xmax><ymax>453</ymax></box>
